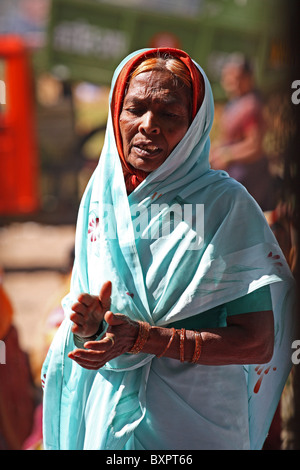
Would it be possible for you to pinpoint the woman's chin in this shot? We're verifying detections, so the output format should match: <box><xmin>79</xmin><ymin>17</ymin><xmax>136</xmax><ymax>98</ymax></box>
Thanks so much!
<box><xmin>127</xmin><ymin>152</ymin><xmax>168</xmax><ymax>173</ymax></box>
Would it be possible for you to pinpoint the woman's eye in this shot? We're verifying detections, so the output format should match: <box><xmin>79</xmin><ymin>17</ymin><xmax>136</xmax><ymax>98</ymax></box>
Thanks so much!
<box><xmin>161</xmin><ymin>112</ymin><xmax>181</xmax><ymax>120</ymax></box>
<box><xmin>126</xmin><ymin>107</ymin><xmax>144</xmax><ymax>115</ymax></box>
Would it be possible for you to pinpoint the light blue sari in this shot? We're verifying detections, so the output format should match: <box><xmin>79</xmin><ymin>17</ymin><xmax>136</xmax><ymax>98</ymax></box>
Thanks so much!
<box><xmin>42</xmin><ymin>49</ymin><xmax>296</xmax><ymax>450</ymax></box>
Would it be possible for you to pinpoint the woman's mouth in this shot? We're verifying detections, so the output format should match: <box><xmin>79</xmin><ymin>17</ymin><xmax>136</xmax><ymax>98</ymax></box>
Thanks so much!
<box><xmin>133</xmin><ymin>143</ymin><xmax>162</xmax><ymax>157</ymax></box>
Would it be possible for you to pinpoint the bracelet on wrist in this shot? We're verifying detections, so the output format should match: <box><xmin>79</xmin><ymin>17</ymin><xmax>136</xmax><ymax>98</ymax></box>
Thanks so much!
<box><xmin>127</xmin><ymin>321</ymin><xmax>203</xmax><ymax>364</ymax></box>
<box><xmin>129</xmin><ymin>321</ymin><xmax>151</xmax><ymax>354</ymax></box>
<box><xmin>180</xmin><ymin>328</ymin><xmax>186</xmax><ymax>362</ymax></box>
<box><xmin>177</xmin><ymin>328</ymin><xmax>203</xmax><ymax>364</ymax></box>
<box><xmin>191</xmin><ymin>331</ymin><xmax>203</xmax><ymax>363</ymax></box>
<box><xmin>157</xmin><ymin>327</ymin><xmax>176</xmax><ymax>358</ymax></box>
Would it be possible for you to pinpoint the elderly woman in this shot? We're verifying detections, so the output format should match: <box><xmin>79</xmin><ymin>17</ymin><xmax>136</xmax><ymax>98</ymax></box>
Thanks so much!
<box><xmin>42</xmin><ymin>48</ymin><xmax>295</xmax><ymax>450</ymax></box>
<box><xmin>210</xmin><ymin>54</ymin><xmax>276</xmax><ymax>211</ymax></box>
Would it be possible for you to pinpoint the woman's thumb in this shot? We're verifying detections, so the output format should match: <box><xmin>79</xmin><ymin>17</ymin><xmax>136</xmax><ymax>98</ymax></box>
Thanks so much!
<box><xmin>104</xmin><ymin>311</ymin><xmax>126</xmax><ymax>326</ymax></box>
<box><xmin>99</xmin><ymin>280</ymin><xmax>112</xmax><ymax>310</ymax></box>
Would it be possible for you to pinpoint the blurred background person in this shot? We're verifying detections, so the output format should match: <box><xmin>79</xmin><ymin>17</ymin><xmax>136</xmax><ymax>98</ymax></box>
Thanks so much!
<box><xmin>210</xmin><ymin>53</ymin><xmax>278</xmax><ymax>212</ymax></box>
<box><xmin>0</xmin><ymin>269</ymin><xmax>37</xmax><ymax>450</ymax></box>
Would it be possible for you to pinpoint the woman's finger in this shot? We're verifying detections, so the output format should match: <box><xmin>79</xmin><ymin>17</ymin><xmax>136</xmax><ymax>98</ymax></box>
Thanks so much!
<box><xmin>98</xmin><ymin>281</ymin><xmax>112</xmax><ymax>311</ymax></box>
<box><xmin>104</xmin><ymin>311</ymin><xmax>128</xmax><ymax>326</ymax></box>
<box><xmin>69</xmin><ymin>348</ymin><xmax>103</xmax><ymax>359</ymax></box>
<box><xmin>68</xmin><ymin>348</ymin><xmax>109</xmax><ymax>370</ymax></box>
<box><xmin>69</xmin><ymin>311</ymin><xmax>84</xmax><ymax>326</ymax></box>
<box><xmin>84</xmin><ymin>334</ymin><xmax>115</xmax><ymax>351</ymax></box>
<box><xmin>68</xmin><ymin>354</ymin><xmax>104</xmax><ymax>370</ymax></box>
<box><xmin>71</xmin><ymin>301</ymin><xmax>87</xmax><ymax>315</ymax></box>
<box><xmin>77</xmin><ymin>293</ymin><xmax>96</xmax><ymax>307</ymax></box>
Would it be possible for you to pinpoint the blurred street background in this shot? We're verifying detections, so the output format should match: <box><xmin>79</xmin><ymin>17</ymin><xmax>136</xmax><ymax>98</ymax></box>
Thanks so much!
<box><xmin>0</xmin><ymin>0</ymin><xmax>299</xmax><ymax>450</ymax></box>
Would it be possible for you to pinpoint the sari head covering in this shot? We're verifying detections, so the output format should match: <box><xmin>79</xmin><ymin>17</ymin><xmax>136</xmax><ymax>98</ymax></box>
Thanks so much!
<box><xmin>111</xmin><ymin>48</ymin><xmax>205</xmax><ymax>193</ymax></box>
<box><xmin>42</xmin><ymin>48</ymin><xmax>296</xmax><ymax>450</ymax></box>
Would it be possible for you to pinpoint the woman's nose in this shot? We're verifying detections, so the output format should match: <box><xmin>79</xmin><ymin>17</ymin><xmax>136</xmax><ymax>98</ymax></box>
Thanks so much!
<box><xmin>138</xmin><ymin>111</ymin><xmax>160</xmax><ymax>134</ymax></box>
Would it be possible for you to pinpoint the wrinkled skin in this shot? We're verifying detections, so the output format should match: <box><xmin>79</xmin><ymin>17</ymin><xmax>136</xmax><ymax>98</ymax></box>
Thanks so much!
<box><xmin>119</xmin><ymin>70</ymin><xmax>191</xmax><ymax>172</ymax></box>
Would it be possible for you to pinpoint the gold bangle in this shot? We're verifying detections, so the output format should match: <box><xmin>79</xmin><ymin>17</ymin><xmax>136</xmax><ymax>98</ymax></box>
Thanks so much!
<box><xmin>129</xmin><ymin>321</ymin><xmax>151</xmax><ymax>354</ymax></box>
<box><xmin>157</xmin><ymin>327</ymin><xmax>176</xmax><ymax>358</ymax></box>
<box><xmin>180</xmin><ymin>328</ymin><xmax>185</xmax><ymax>362</ymax></box>
<box><xmin>192</xmin><ymin>331</ymin><xmax>203</xmax><ymax>364</ymax></box>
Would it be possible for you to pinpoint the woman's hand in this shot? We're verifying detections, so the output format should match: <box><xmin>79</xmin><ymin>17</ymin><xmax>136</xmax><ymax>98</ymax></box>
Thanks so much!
<box><xmin>70</xmin><ymin>281</ymin><xmax>112</xmax><ymax>340</ymax></box>
<box><xmin>68</xmin><ymin>311</ymin><xmax>139</xmax><ymax>370</ymax></box>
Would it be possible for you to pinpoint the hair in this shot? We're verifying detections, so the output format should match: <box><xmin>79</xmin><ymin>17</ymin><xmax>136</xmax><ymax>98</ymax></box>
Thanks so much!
<box><xmin>130</xmin><ymin>54</ymin><xmax>193</xmax><ymax>90</ymax></box>
<box><xmin>225</xmin><ymin>53</ymin><xmax>254</xmax><ymax>76</ymax></box>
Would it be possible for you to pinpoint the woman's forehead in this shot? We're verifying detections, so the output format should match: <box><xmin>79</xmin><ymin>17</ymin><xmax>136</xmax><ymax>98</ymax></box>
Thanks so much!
<box><xmin>124</xmin><ymin>70</ymin><xmax>191</xmax><ymax>105</ymax></box>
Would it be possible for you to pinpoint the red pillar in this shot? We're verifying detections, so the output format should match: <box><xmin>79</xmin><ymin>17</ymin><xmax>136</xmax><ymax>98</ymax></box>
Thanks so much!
<box><xmin>0</xmin><ymin>35</ymin><xmax>39</xmax><ymax>215</ymax></box>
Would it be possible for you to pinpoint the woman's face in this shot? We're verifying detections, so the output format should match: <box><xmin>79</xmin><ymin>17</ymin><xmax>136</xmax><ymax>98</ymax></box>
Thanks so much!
<box><xmin>119</xmin><ymin>69</ymin><xmax>191</xmax><ymax>172</ymax></box>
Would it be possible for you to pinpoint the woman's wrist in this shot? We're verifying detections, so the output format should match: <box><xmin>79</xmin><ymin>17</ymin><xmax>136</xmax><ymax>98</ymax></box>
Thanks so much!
<box><xmin>136</xmin><ymin>324</ymin><xmax>203</xmax><ymax>363</ymax></box>
<box><xmin>73</xmin><ymin>321</ymin><xmax>105</xmax><ymax>347</ymax></box>
<box><xmin>128</xmin><ymin>321</ymin><xmax>151</xmax><ymax>354</ymax></box>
